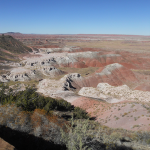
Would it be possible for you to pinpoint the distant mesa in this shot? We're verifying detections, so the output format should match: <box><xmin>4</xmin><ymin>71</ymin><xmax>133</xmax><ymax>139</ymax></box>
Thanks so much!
<box><xmin>7</xmin><ymin>32</ymin><xmax>21</xmax><ymax>34</ymax></box>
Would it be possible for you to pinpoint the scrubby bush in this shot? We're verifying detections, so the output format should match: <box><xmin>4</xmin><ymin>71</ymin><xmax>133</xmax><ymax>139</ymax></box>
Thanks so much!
<box><xmin>61</xmin><ymin>116</ymin><xmax>91</xmax><ymax>150</ymax></box>
<box><xmin>61</xmin><ymin>116</ymin><xmax>131</xmax><ymax>150</ymax></box>
<box><xmin>73</xmin><ymin>107</ymin><xmax>90</xmax><ymax>119</ymax></box>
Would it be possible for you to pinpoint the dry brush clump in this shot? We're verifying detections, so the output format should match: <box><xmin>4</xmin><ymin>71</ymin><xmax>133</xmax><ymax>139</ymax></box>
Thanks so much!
<box><xmin>0</xmin><ymin>103</ymin><xmax>69</xmax><ymax>145</ymax></box>
<box><xmin>60</xmin><ymin>116</ymin><xmax>150</xmax><ymax>150</ymax></box>
<box><xmin>61</xmin><ymin>117</ymin><xmax>122</xmax><ymax>150</ymax></box>
<box><xmin>30</xmin><ymin>108</ymin><xmax>69</xmax><ymax>144</ymax></box>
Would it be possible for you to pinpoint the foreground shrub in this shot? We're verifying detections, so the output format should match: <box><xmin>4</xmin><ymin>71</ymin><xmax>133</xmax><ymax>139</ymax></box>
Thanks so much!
<box><xmin>73</xmin><ymin>107</ymin><xmax>90</xmax><ymax>119</ymax></box>
<box><xmin>60</xmin><ymin>116</ymin><xmax>121</xmax><ymax>150</ymax></box>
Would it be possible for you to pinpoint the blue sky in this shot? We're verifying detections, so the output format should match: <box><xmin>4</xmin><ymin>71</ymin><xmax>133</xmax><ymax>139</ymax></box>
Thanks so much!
<box><xmin>0</xmin><ymin>0</ymin><xmax>150</xmax><ymax>35</ymax></box>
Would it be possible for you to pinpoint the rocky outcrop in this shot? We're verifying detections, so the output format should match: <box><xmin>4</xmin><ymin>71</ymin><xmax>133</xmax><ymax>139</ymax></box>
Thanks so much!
<box><xmin>62</xmin><ymin>73</ymin><xmax>85</xmax><ymax>91</ymax></box>
<box><xmin>78</xmin><ymin>83</ymin><xmax>150</xmax><ymax>102</ymax></box>
<box><xmin>0</xmin><ymin>68</ymin><xmax>36</xmax><ymax>82</ymax></box>
<box><xmin>25</xmin><ymin>57</ymin><xmax>57</xmax><ymax>67</ymax></box>
<box><xmin>7</xmin><ymin>73</ymin><xmax>30</xmax><ymax>81</ymax></box>
<box><xmin>41</xmin><ymin>66</ymin><xmax>64</xmax><ymax>77</ymax></box>
<box><xmin>0</xmin><ymin>75</ymin><xmax>9</xmax><ymax>82</ymax></box>
<box><xmin>37</xmin><ymin>73</ymin><xmax>82</xmax><ymax>102</ymax></box>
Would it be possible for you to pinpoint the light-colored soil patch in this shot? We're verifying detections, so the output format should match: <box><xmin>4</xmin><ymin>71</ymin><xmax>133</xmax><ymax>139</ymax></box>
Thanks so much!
<box><xmin>22</xmin><ymin>52</ymin><xmax>68</xmax><ymax>63</ymax></box>
<box><xmin>10</xmin><ymin>67</ymin><xmax>30</xmax><ymax>73</ymax></box>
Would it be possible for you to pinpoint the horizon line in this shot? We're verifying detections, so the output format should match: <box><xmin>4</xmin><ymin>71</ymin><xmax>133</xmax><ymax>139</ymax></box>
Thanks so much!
<box><xmin>1</xmin><ymin>32</ymin><xmax>150</xmax><ymax>37</ymax></box>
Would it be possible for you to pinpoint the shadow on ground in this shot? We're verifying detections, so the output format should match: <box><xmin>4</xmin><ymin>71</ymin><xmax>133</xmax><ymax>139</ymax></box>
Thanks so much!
<box><xmin>0</xmin><ymin>125</ymin><xmax>134</xmax><ymax>150</ymax></box>
<box><xmin>0</xmin><ymin>125</ymin><xmax>66</xmax><ymax>150</ymax></box>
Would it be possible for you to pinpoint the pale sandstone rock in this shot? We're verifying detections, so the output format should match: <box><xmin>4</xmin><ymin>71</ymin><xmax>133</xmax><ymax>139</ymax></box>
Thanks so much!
<box><xmin>78</xmin><ymin>83</ymin><xmax>150</xmax><ymax>103</ymax></box>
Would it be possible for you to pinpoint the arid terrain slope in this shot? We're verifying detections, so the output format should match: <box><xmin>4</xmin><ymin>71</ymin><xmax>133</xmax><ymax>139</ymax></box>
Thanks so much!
<box><xmin>1</xmin><ymin>33</ymin><xmax>150</xmax><ymax>132</ymax></box>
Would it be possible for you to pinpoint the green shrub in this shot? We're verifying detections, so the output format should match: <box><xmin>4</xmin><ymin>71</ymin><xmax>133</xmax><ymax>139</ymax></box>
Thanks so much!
<box><xmin>73</xmin><ymin>107</ymin><xmax>90</xmax><ymax>119</ymax></box>
<box><xmin>0</xmin><ymin>84</ymin><xmax>74</xmax><ymax>114</ymax></box>
<box><xmin>57</xmin><ymin>99</ymin><xmax>72</xmax><ymax>111</ymax></box>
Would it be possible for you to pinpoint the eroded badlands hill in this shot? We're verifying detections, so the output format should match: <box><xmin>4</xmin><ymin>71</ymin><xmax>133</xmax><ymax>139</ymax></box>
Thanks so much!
<box><xmin>0</xmin><ymin>35</ymin><xmax>32</xmax><ymax>62</ymax></box>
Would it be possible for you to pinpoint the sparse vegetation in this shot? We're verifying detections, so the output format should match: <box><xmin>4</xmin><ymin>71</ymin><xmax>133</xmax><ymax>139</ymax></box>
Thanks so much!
<box><xmin>60</xmin><ymin>115</ymin><xmax>150</xmax><ymax>150</ymax></box>
<box><xmin>0</xmin><ymin>82</ymin><xmax>89</xmax><ymax>119</ymax></box>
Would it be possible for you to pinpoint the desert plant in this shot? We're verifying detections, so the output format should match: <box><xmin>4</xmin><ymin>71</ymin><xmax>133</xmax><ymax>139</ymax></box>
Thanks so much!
<box><xmin>61</xmin><ymin>116</ymin><xmax>93</xmax><ymax>150</ymax></box>
<box><xmin>73</xmin><ymin>107</ymin><xmax>90</xmax><ymax>119</ymax></box>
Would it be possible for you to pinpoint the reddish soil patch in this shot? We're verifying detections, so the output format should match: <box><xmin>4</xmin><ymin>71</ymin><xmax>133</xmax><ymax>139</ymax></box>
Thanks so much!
<box><xmin>72</xmin><ymin>97</ymin><xmax>150</xmax><ymax>131</ymax></box>
<box><xmin>135</xmin><ymin>84</ymin><xmax>150</xmax><ymax>92</ymax></box>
